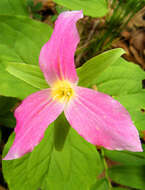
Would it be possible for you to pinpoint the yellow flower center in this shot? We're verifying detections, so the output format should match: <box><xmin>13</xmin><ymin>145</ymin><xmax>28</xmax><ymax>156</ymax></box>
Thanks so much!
<box><xmin>51</xmin><ymin>80</ymin><xmax>75</xmax><ymax>103</ymax></box>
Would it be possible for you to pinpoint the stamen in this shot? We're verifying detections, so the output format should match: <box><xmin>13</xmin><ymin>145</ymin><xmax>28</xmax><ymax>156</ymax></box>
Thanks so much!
<box><xmin>51</xmin><ymin>80</ymin><xmax>75</xmax><ymax>103</ymax></box>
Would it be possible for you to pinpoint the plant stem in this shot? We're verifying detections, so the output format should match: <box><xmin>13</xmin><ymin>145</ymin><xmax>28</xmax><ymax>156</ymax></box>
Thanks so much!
<box><xmin>101</xmin><ymin>148</ymin><xmax>112</xmax><ymax>190</ymax></box>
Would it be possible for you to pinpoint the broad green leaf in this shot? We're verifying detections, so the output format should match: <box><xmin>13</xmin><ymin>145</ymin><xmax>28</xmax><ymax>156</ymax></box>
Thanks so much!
<box><xmin>6</xmin><ymin>61</ymin><xmax>48</xmax><ymax>90</ymax></box>
<box><xmin>0</xmin><ymin>45</ymin><xmax>22</xmax><ymax>62</ymax></box>
<box><xmin>97</xmin><ymin>58</ymin><xmax>145</xmax><ymax>96</ymax></box>
<box><xmin>131</xmin><ymin>110</ymin><xmax>145</xmax><ymax>132</ymax></box>
<box><xmin>116</xmin><ymin>90</ymin><xmax>145</xmax><ymax>132</ymax></box>
<box><xmin>0</xmin><ymin>15</ymin><xmax>52</xmax><ymax>99</ymax></box>
<box><xmin>108</xmin><ymin>165</ymin><xmax>145</xmax><ymax>190</ymax></box>
<box><xmin>116</xmin><ymin>90</ymin><xmax>145</xmax><ymax>110</ymax></box>
<box><xmin>0</xmin><ymin>61</ymin><xmax>39</xmax><ymax>99</ymax></box>
<box><xmin>0</xmin><ymin>0</ymin><xmax>29</xmax><ymax>16</ymax></box>
<box><xmin>2</xmin><ymin>133</ymin><xmax>30</xmax><ymax>190</ymax></box>
<box><xmin>53</xmin><ymin>0</ymin><xmax>108</xmax><ymax>17</ymax></box>
<box><xmin>3</xmin><ymin>119</ymin><xmax>103</xmax><ymax>190</ymax></box>
<box><xmin>0</xmin><ymin>15</ymin><xmax>52</xmax><ymax>65</ymax></box>
<box><xmin>0</xmin><ymin>60</ymin><xmax>49</xmax><ymax>99</ymax></box>
<box><xmin>90</xmin><ymin>178</ymin><xmax>109</xmax><ymax>190</ymax></box>
<box><xmin>77</xmin><ymin>48</ymin><xmax>125</xmax><ymax>87</ymax></box>
<box><xmin>54</xmin><ymin>113</ymin><xmax>70</xmax><ymax>151</ymax></box>
<box><xmin>104</xmin><ymin>149</ymin><xmax>145</xmax><ymax>166</ymax></box>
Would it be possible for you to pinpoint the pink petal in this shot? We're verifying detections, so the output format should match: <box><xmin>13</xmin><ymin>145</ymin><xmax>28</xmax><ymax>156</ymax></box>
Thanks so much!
<box><xmin>3</xmin><ymin>89</ymin><xmax>64</xmax><ymax>160</ymax></box>
<box><xmin>64</xmin><ymin>87</ymin><xmax>142</xmax><ymax>152</ymax></box>
<box><xmin>39</xmin><ymin>11</ymin><xmax>83</xmax><ymax>85</ymax></box>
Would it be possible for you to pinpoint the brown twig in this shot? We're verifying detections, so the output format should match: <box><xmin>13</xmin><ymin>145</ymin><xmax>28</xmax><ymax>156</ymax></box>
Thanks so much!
<box><xmin>76</xmin><ymin>20</ymin><xmax>99</xmax><ymax>67</ymax></box>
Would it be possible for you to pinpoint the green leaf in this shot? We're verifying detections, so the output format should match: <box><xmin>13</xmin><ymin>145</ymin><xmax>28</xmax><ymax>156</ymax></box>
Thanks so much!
<box><xmin>6</xmin><ymin>61</ymin><xmax>48</xmax><ymax>90</ymax></box>
<box><xmin>97</xmin><ymin>58</ymin><xmax>145</xmax><ymax>96</ymax></box>
<box><xmin>0</xmin><ymin>0</ymin><xmax>29</xmax><ymax>16</ymax></box>
<box><xmin>0</xmin><ymin>61</ymin><xmax>49</xmax><ymax>99</ymax></box>
<box><xmin>104</xmin><ymin>149</ymin><xmax>145</xmax><ymax>166</ymax></box>
<box><xmin>77</xmin><ymin>48</ymin><xmax>125</xmax><ymax>87</ymax></box>
<box><xmin>0</xmin><ymin>15</ymin><xmax>52</xmax><ymax>99</ymax></box>
<box><xmin>54</xmin><ymin>113</ymin><xmax>70</xmax><ymax>151</ymax></box>
<box><xmin>53</xmin><ymin>0</ymin><xmax>108</xmax><ymax>17</ymax></box>
<box><xmin>109</xmin><ymin>165</ymin><xmax>145</xmax><ymax>190</ymax></box>
<box><xmin>116</xmin><ymin>90</ymin><xmax>145</xmax><ymax>110</ymax></box>
<box><xmin>0</xmin><ymin>61</ymin><xmax>39</xmax><ymax>99</ymax></box>
<box><xmin>90</xmin><ymin>178</ymin><xmax>109</xmax><ymax>190</ymax></box>
<box><xmin>0</xmin><ymin>15</ymin><xmax>52</xmax><ymax>65</ymax></box>
<box><xmin>3</xmin><ymin>121</ymin><xmax>103</xmax><ymax>190</ymax></box>
<box><xmin>115</xmin><ymin>90</ymin><xmax>145</xmax><ymax>132</ymax></box>
<box><xmin>2</xmin><ymin>133</ymin><xmax>30</xmax><ymax>190</ymax></box>
<box><xmin>131</xmin><ymin>110</ymin><xmax>145</xmax><ymax>132</ymax></box>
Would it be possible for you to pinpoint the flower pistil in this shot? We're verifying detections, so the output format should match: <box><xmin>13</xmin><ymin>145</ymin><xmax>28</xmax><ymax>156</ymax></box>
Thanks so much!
<box><xmin>51</xmin><ymin>80</ymin><xmax>75</xmax><ymax>103</ymax></box>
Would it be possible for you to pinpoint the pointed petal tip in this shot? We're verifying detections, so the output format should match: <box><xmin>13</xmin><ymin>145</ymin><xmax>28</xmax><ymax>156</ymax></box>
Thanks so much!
<box><xmin>105</xmin><ymin>137</ymin><xmax>143</xmax><ymax>152</ymax></box>
<box><xmin>118</xmin><ymin>145</ymin><xmax>143</xmax><ymax>152</ymax></box>
<box><xmin>60</xmin><ymin>10</ymin><xmax>83</xmax><ymax>19</ymax></box>
<box><xmin>65</xmin><ymin>86</ymin><xmax>143</xmax><ymax>153</ymax></box>
<box><xmin>3</xmin><ymin>89</ymin><xmax>64</xmax><ymax>161</ymax></box>
<box><xmin>135</xmin><ymin>147</ymin><xmax>143</xmax><ymax>152</ymax></box>
<box><xmin>130</xmin><ymin>144</ymin><xmax>143</xmax><ymax>152</ymax></box>
<box><xmin>3</xmin><ymin>152</ymin><xmax>20</xmax><ymax>161</ymax></box>
<box><xmin>39</xmin><ymin>10</ymin><xmax>83</xmax><ymax>84</ymax></box>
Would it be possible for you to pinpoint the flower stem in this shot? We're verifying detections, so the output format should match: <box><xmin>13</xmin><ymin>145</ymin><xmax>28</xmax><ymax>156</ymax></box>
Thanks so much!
<box><xmin>101</xmin><ymin>148</ymin><xmax>112</xmax><ymax>189</ymax></box>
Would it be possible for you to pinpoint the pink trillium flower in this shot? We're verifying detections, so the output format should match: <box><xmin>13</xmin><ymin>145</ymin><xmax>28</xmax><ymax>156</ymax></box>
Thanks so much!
<box><xmin>4</xmin><ymin>11</ymin><xmax>142</xmax><ymax>160</ymax></box>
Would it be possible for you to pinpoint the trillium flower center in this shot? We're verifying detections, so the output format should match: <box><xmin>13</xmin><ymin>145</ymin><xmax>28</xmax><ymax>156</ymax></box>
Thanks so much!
<box><xmin>51</xmin><ymin>80</ymin><xmax>75</xmax><ymax>103</ymax></box>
